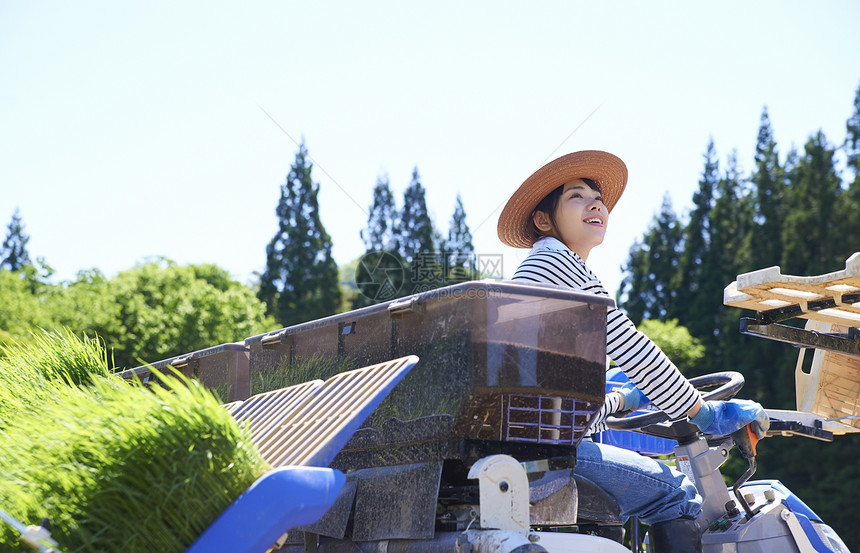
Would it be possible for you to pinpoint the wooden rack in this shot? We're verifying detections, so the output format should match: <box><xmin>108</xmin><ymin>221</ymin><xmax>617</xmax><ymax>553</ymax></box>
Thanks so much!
<box><xmin>724</xmin><ymin>253</ymin><xmax>860</xmax><ymax>434</ymax></box>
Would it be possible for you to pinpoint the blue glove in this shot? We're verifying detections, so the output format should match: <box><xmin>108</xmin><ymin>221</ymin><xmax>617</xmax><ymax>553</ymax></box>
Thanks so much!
<box><xmin>689</xmin><ymin>399</ymin><xmax>770</xmax><ymax>439</ymax></box>
<box><xmin>616</xmin><ymin>381</ymin><xmax>651</xmax><ymax>412</ymax></box>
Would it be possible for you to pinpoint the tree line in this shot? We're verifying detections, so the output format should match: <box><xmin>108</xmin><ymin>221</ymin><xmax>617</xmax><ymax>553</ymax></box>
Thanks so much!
<box><xmin>0</xmin><ymin>256</ymin><xmax>275</xmax><ymax>370</ymax></box>
<box><xmin>256</xmin><ymin>141</ymin><xmax>475</xmax><ymax>326</ymax></box>
<box><xmin>617</xmin><ymin>82</ymin><xmax>860</xmax><ymax>550</ymax></box>
<box><xmin>0</xmin><ymin>142</ymin><xmax>475</xmax><ymax>367</ymax></box>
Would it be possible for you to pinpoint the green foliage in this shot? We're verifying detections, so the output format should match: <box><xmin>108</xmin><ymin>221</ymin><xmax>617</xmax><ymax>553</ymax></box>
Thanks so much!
<box><xmin>354</xmin><ymin>174</ymin><xmax>406</xmax><ymax>309</ymax></box>
<box><xmin>0</xmin><ymin>208</ymin><xmax>31</xmax><ymax>272</ymax></box>
<box><xmin>616</xmin><ymin>78</ymin><xmax>860</xmax><ymax>550</ymax></box>
<box><xmin>617</xmin><ymin>237</ymin><xmax>649</xmax><ymax>324</ymax></box>
<box><xmin>443</xmin><ymin>194</ymin><xmax>476</xmax><ymax>283</ymax></box>
<box><xmin>354</xmin><ymin>167</ymin><xmax>434</xmax><ymax>308</ymax></box>
<box><xmin>835</xmin><ymin>84</ymin><xmax>860</xmax><ymax>239</ymax></box>
<box><xmin>0</xmin><ymin>258</ymin><xmax>57</xmax><ymax>349</ymax></box>
<box><xmin>846</xmin><ymin>82</ymin><xmax>860</xmax><ymax>170</ymax></box>
<box><xmin>618</xmin><ymin>194</ymin><xmax>683</xmax><ymax>324</ymax></box>
<box><xmin>338</xmin><ymin>258</ymin><xmax>360</xmax><ymax>312</ymax></box>
<box><xmin>258</xmin><ymin>142</ymin><xmax>342</xmax><ymax>327</ymax></box>
<box><xmin>397</xmin><ymin>167</ymin><xmax>436</xmax><ymax>262</ymax></box>
<box><xmin>443</xmin><ymin>194</ymin><xmax>474</xmax><ymax>255</ymax></box>
<box><xmin>697</xmin><ymin>153</ymin><xmax>758</xmax><ymax>378</ymax></box>
<box><xmin>361</xmin><ymin>175</ymin><xmax>399</xmax><ymax>252</ymax></box>
<box><xmin>104</xmin><ymin>259</ymin><xmax>276</xmax><ymax>368</ymax></box>
<box><xmin>0</xmin><ymin>260</ymin><xmax>275</xmax><ymax>371</ymax></box>
<box><xmin>781</xmin><ymin>131</ymin><xmax>842</xmax><ymax>275</ymax></box>
<box><xmin>45</xmin><ymin>269</ymin><xmax>123</xmax><ymax>353</ymax></box>
<box><xmin>751</xmin><ymin>108</ymin><xmax>787</xmax><ymax>267</ymax></box>
<box><xmin>0</xmin><ymin>270</ymin><xmax>49</xmax><ymax>349</ymax></box>
<box><xmin>355</xmin><ymin>171</ymin><xmax>477</xmax><ymax>308</ymax></box>
<box><xmin>671</xmin><ymin>140</ymin><xmax>718</xmax><ymax>325</ymax></box>
<box><xmin>636</xmin><ymin>319</ymin><xmax>704</xmax><ymax>376</ymax></box>
<box><xmin>396</xmin><ymin>168</ymin><xmax>440</xmax><ymax>296</ymax></box>
<box><xmin>834</xmin><ymin>168</ymin><xmax>860</xmax><ymax>243</ymax></box>
<box><xmin>0</xmin><ymin>330</ymin><xmax>268</xmax><ymax>553</ymax></box>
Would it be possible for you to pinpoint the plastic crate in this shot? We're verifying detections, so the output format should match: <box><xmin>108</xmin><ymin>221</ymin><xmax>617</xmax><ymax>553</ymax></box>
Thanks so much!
<box><xmin>245</xmin><ymin>281</ymin><xmax>612</xmax><ymax>466</ymax></box>
<box><xmin>120</xmin><ymin>342</ymin><xmax>250</xmax><ymax>402</ymax></box>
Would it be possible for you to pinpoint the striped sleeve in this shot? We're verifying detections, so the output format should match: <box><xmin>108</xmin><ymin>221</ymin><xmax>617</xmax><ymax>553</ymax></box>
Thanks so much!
<box><xmin>606</xmin><ymin>310</ymin><xmax>700</xmax><ymax>420</ymax></box>
<box><xmin>512</xmin><ymin>248</ymin><xmax>700</xmax><ymax>427</ymax></box>
<box><xmin>589</xmin><ymin>391</ymin><xmax>623</xmax><ymax>434</ymax></box>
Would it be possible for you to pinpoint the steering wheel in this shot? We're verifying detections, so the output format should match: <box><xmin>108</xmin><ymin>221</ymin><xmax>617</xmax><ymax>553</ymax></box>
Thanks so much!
<box><xmin>605</xmin><ymin>371</ymin><xmax>745</xmax><ymax>432</ymax></box>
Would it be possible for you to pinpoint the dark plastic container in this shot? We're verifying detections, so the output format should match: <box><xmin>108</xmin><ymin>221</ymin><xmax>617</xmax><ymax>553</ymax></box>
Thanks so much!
<box><xmin>244</xmin><ymin>281</ymin><xmax>611</xmax><ymax>468</ymax></box>
<box><xmin>119</xmin><ymin>342</ymin><xmax>250</xmax><ymax>402</ymax></box>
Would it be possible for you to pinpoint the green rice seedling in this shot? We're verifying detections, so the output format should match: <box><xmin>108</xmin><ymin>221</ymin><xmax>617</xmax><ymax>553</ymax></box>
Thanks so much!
<box><xmin>0</xmin><ymin>328</ymin><xmax>111</xmax><ymax>385</ymax></box>
<box><xmin>207</xmin><ymin>380</ymin><xmax>233</xmax><ymax>404</ymax></box>
<box><xmin>0</xmin><ymin>372</ymin><xmax>269</xmax><ymax>553</ymax></box>
<box><xmin>371</xmin><ymin>393</ymin><xmax>462</xmax><ymax>423</ymax></box>
<box><xmin>0</xmin><ymin>330</ymin><xmax>269</xmax><ymax>553</ymax></box>
<box><xmin>0</xmin><ymin>328</ymin><xmax>113</xmax><ymax>430</ymax></box>
<box><xmin>251</xmin><ymin>353</ymin><xmax>354</xmax><ymax>395</ymax></box>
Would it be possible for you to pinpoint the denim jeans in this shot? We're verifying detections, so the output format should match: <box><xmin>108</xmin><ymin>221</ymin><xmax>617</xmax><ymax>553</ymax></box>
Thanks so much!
<box><xmin>575</xmin><ymin>440</ymin><xmax>702</xmax><ymax>525</ymax></box>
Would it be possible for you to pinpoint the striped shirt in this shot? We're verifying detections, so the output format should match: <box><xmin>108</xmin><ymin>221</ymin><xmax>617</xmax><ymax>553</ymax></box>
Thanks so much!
<box><xmin>512</xmin><ymin>237</ymin><xmax>700</xmax><ymax>433</ymax></box>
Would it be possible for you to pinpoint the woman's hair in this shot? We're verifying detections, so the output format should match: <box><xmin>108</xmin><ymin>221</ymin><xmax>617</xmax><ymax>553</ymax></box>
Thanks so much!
<box><xmin>531</xmin><ymin>178</ymin><xmax>600</xmax><ymax>240</ymax></box>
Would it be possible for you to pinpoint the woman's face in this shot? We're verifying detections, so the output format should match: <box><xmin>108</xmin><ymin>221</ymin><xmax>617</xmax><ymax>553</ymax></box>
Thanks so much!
<box><xmin>534</xmin><ymin>179</ymin><xmax>608</xmax><ymax>260</ymax></box>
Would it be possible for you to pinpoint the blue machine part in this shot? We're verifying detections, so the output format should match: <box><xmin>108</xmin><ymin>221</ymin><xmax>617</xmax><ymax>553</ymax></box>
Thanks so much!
<box><xmin>737</xmin><ymin>480</ymin><xmax>848</xmax><ymax>553</ymax></box>
<box><xmin>793</xmin><ymin>511</ymin><xmax>837</xmax><ymax>553</ymax></box>
<box><xmin>595</xmin><ymin>368</ymin><xmax>678</xmax><ymax>456</ymax></box>
<box><xmin>188</xmin><ymin>356</ymin><xmax>419</xmax><ymax>553</ymax></box>
<box><xmin>739</xmin><ymin>480</ymin><xmax>821</xmax><ymax>521</ymax></box>
<box><xmin>186</xmin><ymin>465</ymin><xmax>345</xmax><ymax>553</ymax></box>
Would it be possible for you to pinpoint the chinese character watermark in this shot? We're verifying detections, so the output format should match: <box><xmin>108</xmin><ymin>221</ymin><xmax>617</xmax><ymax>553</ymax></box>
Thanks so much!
<box><xmin>354</xmin><ymin>251</ymin><xmax>503</xmax><ymax>300</ymax></box>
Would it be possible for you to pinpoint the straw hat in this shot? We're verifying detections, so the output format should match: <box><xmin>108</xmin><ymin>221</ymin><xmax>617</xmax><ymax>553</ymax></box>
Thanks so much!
<box><xmin>497</xmin><ymin>150</ymin><xmax>628</xmax><ymax>248</ymax></box>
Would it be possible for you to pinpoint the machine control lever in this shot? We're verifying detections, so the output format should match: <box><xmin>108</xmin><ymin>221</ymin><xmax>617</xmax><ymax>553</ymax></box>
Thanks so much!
<box><xmin>730</xmin><ymin>424</ymin><xmax>761</xmax><ymax>521</ymax></box>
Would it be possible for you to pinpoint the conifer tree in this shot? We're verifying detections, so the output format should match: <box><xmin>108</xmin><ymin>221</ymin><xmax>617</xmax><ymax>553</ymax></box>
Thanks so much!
<box><xmin>361</xmin><ymin>175</ymin><xmax>399</xmax><ymax>252</ymax></box>
<box><xmin>673</xmin><ymin>140</ymin><xmax>718</xmax><ymax>322</ymax></box>
<box><xmin>443</xmin><ymin>194</ymin><xmax>475</xmax><ymax>283</ymax></box>
<box><xmin>846</xmin><ymin>81</ymin><xmax>860</xmax><ymax>172</ymax></box>
<box><xmin>836</xmin><ymin>82</ymin><xmax>860</xmax><ymax>249</ymax></box>
<box><xmin>1</xmin><ymin>208</ymin><xmax>31</xmax><ymax>272</ymax></box>
<box><xmin>699</xmin><ymin>152</ymin><xmax>756</xmax><ymax>376</ymax></box>
<box><xmin>709</xmin><ymin>153</ymin><xmax>754</xmax><ymax>306</ymax></box>
<box><xmin>618</xmin><ymin>237</ymin><xmax>650</xmax><ymax>325</ymax></box>
<box><xmin>258</xmin><ymin>142</ymin><xmax>341</xmax><ymax>327</ymax></box>
<box><xmin>755</xmin><ymin>107</ymin><xmax>860</xmax><ymax>547</ymax></box>
<box><xmin>618</xmin><ymin>194</ymin><xmax>682</xmax><ymax>324</ymax></box>
<box><xmin>614</xmin><ymin>90</ymin><xmax>860</xmax><ymax>548</ymax></box>
<box><xmin>648</xmin><ymin>195</ymin><xmax>684</xmax><ymax>320</ymax></box>
<box><xmin>397</xmin><ymin>167</ymin><xmax>436</xmax><ymax>261</ymax></box>
<box><xmin>353</xmin><ymin>175</ymin><xmax>406</xmax><ymax>308</ymax></box>
<box><xmin>750</xmin><ymin>108</ymin><xmax>786</xmax><ymax>268</ymax></box>
<box><xmin>397</xmin><ymin>167</ymin><xmax>438</xmax><ymax>293</ymax></box>
<box><xmin>781</xmin><ymin>132</ymin><xmax>841</xmax><ymax>274</ymax></box>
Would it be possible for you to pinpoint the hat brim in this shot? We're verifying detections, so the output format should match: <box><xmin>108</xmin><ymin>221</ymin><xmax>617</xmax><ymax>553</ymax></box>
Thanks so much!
<box><xmin>497</xmin><ymin>150</ymin><xmax>628</xmax><ymax>248</ymax></box>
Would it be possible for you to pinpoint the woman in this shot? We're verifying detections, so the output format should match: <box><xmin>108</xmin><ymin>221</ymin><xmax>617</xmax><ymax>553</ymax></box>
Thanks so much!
<box><xmin>497</xmin><ymin>150</ymin><xmax>768</xmax><ymax>553</ymax></box>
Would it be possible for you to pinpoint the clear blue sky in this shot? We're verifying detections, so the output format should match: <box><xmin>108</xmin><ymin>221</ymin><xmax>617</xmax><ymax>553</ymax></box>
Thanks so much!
<box><xmin>2</xmin><ymin>1</ymin><xmax>859</xmax><ymax>298</ymax></box>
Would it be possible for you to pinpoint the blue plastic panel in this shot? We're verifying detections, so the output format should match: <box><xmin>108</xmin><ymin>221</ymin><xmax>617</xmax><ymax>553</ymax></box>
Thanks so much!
<box><xmin>186</xmin><ymin>467</ymin><xmax>345</xmax><ymax>553</ymax></box>
<box><xmin>596</xmin><ymin>368</ymin><xmax>678</xmax><ymax>455</ymax></box>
